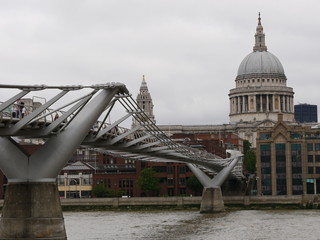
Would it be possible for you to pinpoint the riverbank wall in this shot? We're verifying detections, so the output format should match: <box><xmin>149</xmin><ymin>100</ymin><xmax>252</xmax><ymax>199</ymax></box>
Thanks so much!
<box><xmin>0</xmin><ymin>195</ymin><xmax>319</xmax><ymax>210</ymax></box>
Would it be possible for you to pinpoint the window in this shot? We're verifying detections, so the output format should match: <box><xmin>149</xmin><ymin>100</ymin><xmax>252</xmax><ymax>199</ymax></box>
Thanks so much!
<box><xmin>316</xmin><ymin>155</ymin><xmax>320</xmax><ymax>162</ymax></box>
<box><xmin>308</xmin><ymin>167</ymin><xmax>314</xmax><ymax>174</ymax></box>
<box><xmin>316</xmin><ymin>143</ymin><xmax>320</xmax><ymax>151</ymax></box>
<box><xmin>167</xmin><ymin>178</ymin><xmax>174</xmax><ymax>185</ymax></box>
<box><xmin>180</xmin><ymin>188</ymin><xmax>186</xmax><ymax>195</ymax></box>
<box><xmin>308</xmin><ymin>155</ymin><xmax>314</xmax><ymax>163</ymax></box>
<box><xmin>276</xmin><ymin>144</ymin><xmax>287</xmax><ymax>195</ymax></box>
<box><xmin>307</xmin><ymin>143</ymin><xmax>313</xmax><ymax>151</ymax></box>
<box><xmin>179</xmin><ymin>178</ymin><xmax>186</xmax><ymax>185</ymax></box>
<box><xmin>260</xmin><ymin>133</ymin><xmax>271</xmax><ymax>140</ymax></box>
<box><xmin>179</xmin><ymin>166</ymin><xmax>186</xmax><ymax>174</ymax></box>
<box><xmin>316</xmin><ymin>167</ymin><xmax>320</xmax><ymax>174</ymax></box>
<box><xmin>291</xmin><ymin>133</ymin><xmax>302</xmax><ymax>139</ymax></box>
<box><xmin>291</xmin><ymin>144</ymin><xmax>303</xmax><ymax>195</ymax></box>
<box><xmin>260</xmin><ymin>144</ymin><xmax>272</xmax><ymax>195</ymax></box>
<box><xmin>69</xmin><ymin>178</ymin><xmax>79</xmax><ymax>185</ymax></box>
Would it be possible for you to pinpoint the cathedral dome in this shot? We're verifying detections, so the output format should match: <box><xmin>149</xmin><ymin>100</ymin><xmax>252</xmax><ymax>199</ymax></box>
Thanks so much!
<box><xmin>229</xmin><ymin>13</ymin><xmax>294</xmax><ymax>124</ymax></box>
<box><xmin>237</xmin><ymin>51</ymin><xmax>285</xmax><ymax>77</ymax></box>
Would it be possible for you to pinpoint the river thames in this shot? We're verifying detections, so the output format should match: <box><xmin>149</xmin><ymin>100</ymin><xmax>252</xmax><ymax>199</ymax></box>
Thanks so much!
<box><xmin>64</xmin><ymin>209</ymin><xmax>320</xmax><ymax>240</ymax></box>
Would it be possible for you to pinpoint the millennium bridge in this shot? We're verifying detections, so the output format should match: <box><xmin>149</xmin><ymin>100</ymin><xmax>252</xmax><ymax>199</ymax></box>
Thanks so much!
<box><xmin>0</xmin><ymin>83</ymin><xmax>242</xmax><ymax>239</ymax></box>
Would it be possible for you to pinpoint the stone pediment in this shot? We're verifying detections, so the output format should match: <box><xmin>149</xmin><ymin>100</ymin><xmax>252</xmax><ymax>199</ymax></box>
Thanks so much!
<box><xmin>272</xmin><ymin>121</ymin><xmax>289</xmax><ymax>141</ymax></box>
<box><xmin>255</xmin><ymin>119</ymin><xmax>276</xmax><ymax>128</ymax></box>
<box><xmin>274</xmin><ymin>132</ymin><xmax>287</xmax><ymax>142</ymax></box>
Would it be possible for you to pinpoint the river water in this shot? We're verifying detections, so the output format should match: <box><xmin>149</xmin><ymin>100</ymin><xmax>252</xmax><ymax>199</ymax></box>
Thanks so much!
<box><xmin>64</xmin><ymin>209</ymin><xmax>320</xmax><ymax>240</ymax></box>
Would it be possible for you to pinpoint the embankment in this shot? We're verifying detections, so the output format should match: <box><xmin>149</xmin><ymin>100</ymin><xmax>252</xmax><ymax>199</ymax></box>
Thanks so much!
<box><xmin>0</xmin><ymin>195</ymin><xmax>319</xmax><ymax>211</ymax></box>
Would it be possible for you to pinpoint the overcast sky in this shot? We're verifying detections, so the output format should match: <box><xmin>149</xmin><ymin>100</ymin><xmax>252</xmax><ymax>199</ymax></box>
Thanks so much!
<box><xmin>0</xmin><ymin>0</ymin><xmax>319</xmax><ymax>125</ymax></box>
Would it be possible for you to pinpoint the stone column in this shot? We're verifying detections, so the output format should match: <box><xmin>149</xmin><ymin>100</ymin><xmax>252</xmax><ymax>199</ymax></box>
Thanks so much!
<box><xmin>260</xmin><ymin>95</ymin><xmax>263</xmax><ymax>112</ymax></box>
<box><xmin>273</xmin><ymin>95</ymin><xmax>279</xmax><ymax>112</ymax></box>
<box><xmin>242</xmin><ymin>96</ymin><xmax>246</xmax><ymax>113</ymax></box>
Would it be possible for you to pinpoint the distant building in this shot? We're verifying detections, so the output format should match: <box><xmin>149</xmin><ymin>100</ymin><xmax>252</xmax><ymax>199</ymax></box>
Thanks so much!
<box><xmin>132</xmin><ymin>75</ymin><xmax>155</xmax><ymax>128</ymax></box>
<box><xmin>294</xmin><ymin>104</ymin><xmax>318</xmax><ymax>123</ymax></box>
<box><xmin>256</xmin><ymin>114</ymin><xmax>320</xmax><ymax>196</ymax></box>
<box><xmin>57</xmin><ymin>161</ymin><xmax>94</xmax><ymax>198</ymax></box>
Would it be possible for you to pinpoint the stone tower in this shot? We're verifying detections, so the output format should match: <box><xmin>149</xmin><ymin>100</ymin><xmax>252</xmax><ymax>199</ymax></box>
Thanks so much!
<box><xmin>132</xmin><ymin>75</ymin><xmax>155</xmax><ymax>128</ymax></box>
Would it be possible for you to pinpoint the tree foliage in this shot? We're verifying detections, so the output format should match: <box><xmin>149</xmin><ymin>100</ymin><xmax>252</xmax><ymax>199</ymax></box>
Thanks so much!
<box><xmin>137</xmin><ymin>168</ymin><xmax>160</xmax><ymax>196</ymax></box>
<box><xmin>92</xmin><ymin>184</ymin><xmax>125</xmax><ymax>198</ymax></box>
<box><xmin>244</xmin><ymin>150</ymin><xmax>256</xmax><ymax>173</ymax></box>
<box><xmin>243</xmin><ymin>140</ymin><xmax>256</xmax><ymax>173</ymax></box>
<box><xmin>186</xmin><ymin>175</ymin><xmax>203</xmax><ymax>195</ymax></box>
<box><xmin>243</xmin><ymin>140</ymin><xmax>251</xmax><ymax>154</ymax></box>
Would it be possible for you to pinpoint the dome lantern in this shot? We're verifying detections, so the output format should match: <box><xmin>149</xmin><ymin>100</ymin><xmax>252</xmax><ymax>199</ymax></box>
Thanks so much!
<box><xmin>253</xmin><ymin>12</ymin><xmax>267</xmax><ymax>52</ymax></box>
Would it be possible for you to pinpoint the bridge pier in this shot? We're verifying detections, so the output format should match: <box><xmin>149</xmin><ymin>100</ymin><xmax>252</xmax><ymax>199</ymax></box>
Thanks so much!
<box><xmin>0</xmin><ymin>182</ymin><xmax>66</xmax><ymax>240</ymax></box>
<box><xmin>200</xmin><ymin>187</ymin><xmax>225</xmax><ymax>213</ymax></box>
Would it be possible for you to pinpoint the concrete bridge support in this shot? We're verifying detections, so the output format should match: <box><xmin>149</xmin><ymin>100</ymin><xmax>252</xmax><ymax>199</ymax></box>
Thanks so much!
<box><xmin>188</xmin><ymin>151</ymin><xmax>242</xmax><ymax>213</ymax></box>
<box><xmin>0</xmin><ymin>182</ymin><xmax>66</xmax><ymax>240</ymax></box>
<box><xmin>200</xmin><ymin>187</ymin><xmax>225</xmax><ymax>213</ymax></box>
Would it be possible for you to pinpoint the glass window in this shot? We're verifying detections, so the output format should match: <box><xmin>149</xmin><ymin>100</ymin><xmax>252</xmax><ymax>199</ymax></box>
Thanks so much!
<box><xmin>291</xmin><ymin>133</ymin><xmax>302</xmax><ymax>139</ymax></box>
<box><xmin>167</xmin><ymin>178</ymin><xmax>174</xmax><ymax>185</ymax></box>
<box><xmin>260</xmin><ymin>144</ymin><xmax>272</xmax><ymax>195</ymax></box>
<box><xmin>291</xmin><ymin>144</ymin><xmax>302</xmax><ymax>195</ymax></box>
<box><xmin>179</xmin><ymin>188</ymin><xmax>186</xmax><ymax>195</ymax></box>
<box><xmin>167</xmin><ymin>166</ymin><xmax>173</xmax><ymax>174</ymax></box>
<box><xmin>308</xmin><ymin>155</ymin><xmax>314</xmax><ymax>163</ymax></box>
<box><xmin>307</xmin><ymin>143</ymin><xmax>313</xmax><ymax>151</ymax></box>
<box><xmin>316</xmin><ymin>155</ymin><xmax>320</xmax><ymax>162</ymax></box>
<box><xmin>260</xmin><ymin>133</ymin><xmax>271</xmax><ymax>140</ymax></box>
<box><xmin>179</xmin><ymin>178</ymin><xmax>186</xmax><ymax>185</ymax></box>
<box><xmin>179</xmin><ymin>166</ymin><xmax>186</xmax><ymax>174</ymax></box>
<box><xmin>316</xmin><ymin>167</ymin><xmax>320</xmax><ymax>174</ymax></box>
<box><xmin>308</xmin><ymin>167</ymin><xmax>314</xmax><ymax>174</ymax></box>
<box><xmin>276</xmin><ymin>143</ymin><xmax>286</xmax><ymax>195</ymax></box>
<box><xmin>316</xmin><ymin>143</ymin><xmax>320</xmax><ymax>151</ymax></box>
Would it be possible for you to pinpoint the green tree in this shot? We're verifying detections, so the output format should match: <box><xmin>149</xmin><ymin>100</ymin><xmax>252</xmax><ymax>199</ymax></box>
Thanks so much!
<box><xmin>92</xmin><ymin>184</ymin><xmax>109</xmax><ymax>197</ymax></box>
<box><xmin>186</xmin><ymin>175</ymin><xmax>203</xmax><ymax>196</ymax></box>
<box><xmin>137</xmin><ymin>168</ymin><xmax>160</xmax><ymax>196</ymax></box>
<box><xmin>243</xmin><ymin>140</ymin><xmax>256</xmax><ymax>173</ymax></box>
<box><xmin>243</xmin><ymin>140</ymin><xmax>251</xmax><ymax>154</ymax></box>
<box><xmin>92</xmin><ymin>184</ymin><xmax>126</xmax><ymax>198</ymax></box>
<box><xmin>244</xmin><ymin>150</ymin><xmax>256</xmax><ymax>173</ymax></box>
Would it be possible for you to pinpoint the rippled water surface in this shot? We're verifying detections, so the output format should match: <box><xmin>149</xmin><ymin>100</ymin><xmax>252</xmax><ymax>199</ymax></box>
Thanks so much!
<box><xmin>64</xmin><ymin>209</ymin><xmax>320</xmax><ymax>240</ymax></box>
